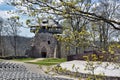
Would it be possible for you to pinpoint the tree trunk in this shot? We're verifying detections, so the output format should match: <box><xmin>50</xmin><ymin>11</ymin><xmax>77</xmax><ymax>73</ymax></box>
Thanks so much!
<box><xmin>57</xmin><ymin>41</ymin><xmax>61</xmax><ymax>58</ymax></box>
<box><xmin>0</xmin><ymin>27</ymin><xmax>3</xmax><ymax>57</ymax></box>
<box><xmin>14</xmin><ymin>35</ymin><xmax>17</xmax><ymax>56</ymax></box>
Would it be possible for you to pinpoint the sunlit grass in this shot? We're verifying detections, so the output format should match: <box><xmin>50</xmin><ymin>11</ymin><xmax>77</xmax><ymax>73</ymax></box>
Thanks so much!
<box><xmin>13</xmin><ymin>58</ymin><xmax>35</xmax><ymax>62</ymax></box>
<box><xmin>0</xmin><ymin>59</ymin><xmax>3</xmax><ymax>62</ymax></box>
<box><xmin>26</xmin><ymin>58</ymin><xmax>66</xmax><ymax>66</ymax></box>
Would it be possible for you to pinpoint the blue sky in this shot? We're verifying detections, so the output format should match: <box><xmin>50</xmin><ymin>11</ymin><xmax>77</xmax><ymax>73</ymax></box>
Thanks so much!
<box><xmin>0</xmin><ymin>3</ymin><xmax>14</xmax><ymax>11</ymax></box>
<box><xmin>0</xmin><ymin>0</ymin><xmax>35</xmax><ymax>37</ymax></box>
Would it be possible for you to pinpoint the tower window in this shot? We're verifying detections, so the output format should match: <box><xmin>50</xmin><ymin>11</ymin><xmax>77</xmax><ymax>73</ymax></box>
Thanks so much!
<box><xmin>42</xmin><ymin>26</ymin><xmax>46</xmax><ymax>29</ymax></box>
<box><xmin>42</xmin><ymin>20</ymin><xmax>48</xmax><ymax>24</ymax></box>
<box><xmin>48</xmin><ymin>41</ymin><xmax>50</xmax><ymax>44</ymax></box>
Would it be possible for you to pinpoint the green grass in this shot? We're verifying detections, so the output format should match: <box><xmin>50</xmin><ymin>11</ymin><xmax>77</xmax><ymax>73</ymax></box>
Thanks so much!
<box><xmin>0</xmin><ymin>59</ymin><xmax>3</xmax><ymax>62</ymax></box>
<box><xmin>13</xmin><ymin>58</ymin><xmax>35</xmax><ymax>62</ymax></box>
<box><xmin>26</xmin><ymin>58</ymin><xmax>66</xmax><ymax>66</ymax></box>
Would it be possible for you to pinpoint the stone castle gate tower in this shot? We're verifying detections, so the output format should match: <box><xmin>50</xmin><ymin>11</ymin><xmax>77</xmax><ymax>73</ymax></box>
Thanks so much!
<box><xmin>27</xmin><ymin>19</ymin><xmax>62</xmax><ymax>58</ymax></box>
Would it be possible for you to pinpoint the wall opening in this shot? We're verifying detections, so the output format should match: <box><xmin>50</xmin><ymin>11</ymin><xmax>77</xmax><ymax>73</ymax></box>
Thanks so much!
<box><xmin>41</xmin><ymin>47</ymin><xmax>47</xmax><ymax>58</ymax></box>
<box><xmin>41</xmin><ymin>52</ymin><xmax>47</xmax><ymax>58</ymax></box>
<box><xmin>48</xmin><ymin>41</ymin><xmax>50</xmax><ymax>44</ymax></box>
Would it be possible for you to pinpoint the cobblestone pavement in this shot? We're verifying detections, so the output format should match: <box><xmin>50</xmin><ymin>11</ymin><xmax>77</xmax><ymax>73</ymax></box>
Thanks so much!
<box><xmin>0</xmin><ymin>61</ymin><xmax>73</xmax><ymax>80</ymax></box>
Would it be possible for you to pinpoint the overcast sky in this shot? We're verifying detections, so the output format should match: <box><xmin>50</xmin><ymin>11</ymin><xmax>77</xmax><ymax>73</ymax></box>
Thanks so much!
<box><xmin>0</xmin><ymin>0</ymin><xmax>35</xmax><ymax>37</ymax></box>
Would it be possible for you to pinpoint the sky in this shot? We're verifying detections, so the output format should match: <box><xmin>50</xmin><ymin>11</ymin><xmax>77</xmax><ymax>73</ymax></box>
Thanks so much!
<box><xmin>0</xmin><ymin>0</ymin><xmax>35</xmax><ymax>37</ymax></box>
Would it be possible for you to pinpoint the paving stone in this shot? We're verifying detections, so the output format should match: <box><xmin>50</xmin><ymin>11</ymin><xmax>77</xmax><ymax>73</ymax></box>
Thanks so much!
<box><xmin>0</xmin><ymin>62</ymin><xmax>73</xmax><ymax>80</ymax></box>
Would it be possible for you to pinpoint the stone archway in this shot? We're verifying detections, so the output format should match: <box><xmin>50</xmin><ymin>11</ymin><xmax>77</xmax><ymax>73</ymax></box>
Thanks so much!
<box><xmin>41</xmin><ymin>47</ymin><xmax>47</xmax><ymax>58</ymax></box>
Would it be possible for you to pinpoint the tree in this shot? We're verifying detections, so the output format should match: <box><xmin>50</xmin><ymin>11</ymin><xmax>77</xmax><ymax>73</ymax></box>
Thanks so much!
<box><xmin>54</xmin><ymin>0</ymin><xmax>92</xmax><ymax>54</ymax></box>
<box><xmin>91</xmin><ymin>0</ymin><xmax>120</xmax><ymax>51</ymax></box>
<box><xmin>0</xmin><ymin>17</ymin><xmax>4</xmax><ymax>56</ymax></box>
<box><xmin>8</xmin><ymin>0</ymin><xmax>120</xmax><ymax>30</ymax></box>
<box><xmin>5</xmin><ymin>16</ymin><xmax>21</xmax><ymax>56</ymax></box>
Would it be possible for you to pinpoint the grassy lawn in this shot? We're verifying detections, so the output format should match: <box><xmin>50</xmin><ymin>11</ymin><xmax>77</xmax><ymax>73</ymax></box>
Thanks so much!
<box><xmin>0</xmin><ymin>59</ymin><xmax>3</xmax><ymax>62</ymax></box>
<box><xmin>13</xmin><ymin>58</ymin><xmax>35</xmax><ymax>62</ymax></box>
<box><xmin>26</xmin><ymin>58</ymin><xmax>66</xmax><ymax>66</ymax></box>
